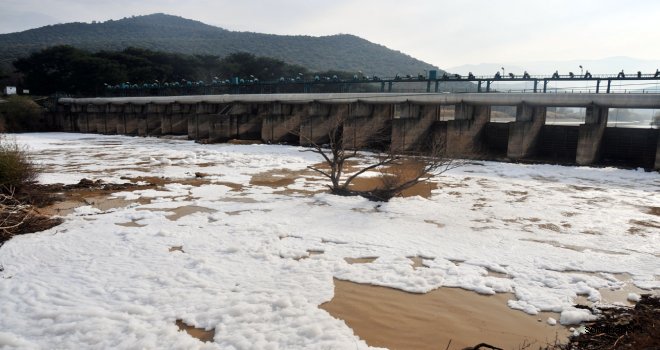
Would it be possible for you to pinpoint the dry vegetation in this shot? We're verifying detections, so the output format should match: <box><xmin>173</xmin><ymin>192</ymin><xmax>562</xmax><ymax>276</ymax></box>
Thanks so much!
<box><xmin>0</xmin><ymin>135</ymin><xmax>63</xmax><ymax>246</ymax></box>
<box><xmin>299</xmin><ymin>113</ymin><xmax>461</xmax><ymax>202</ymax></box>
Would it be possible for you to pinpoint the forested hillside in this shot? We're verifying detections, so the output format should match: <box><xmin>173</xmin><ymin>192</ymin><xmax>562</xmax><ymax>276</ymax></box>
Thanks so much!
<box><xmin>13</xmin><ymin>46</ymin><xmax>356</xmax><ymax>95</ymax></box>
<box><xmin>0</xmin><ymin>13</ymin><xmax>439</xmax><ymax>77</ymax></box>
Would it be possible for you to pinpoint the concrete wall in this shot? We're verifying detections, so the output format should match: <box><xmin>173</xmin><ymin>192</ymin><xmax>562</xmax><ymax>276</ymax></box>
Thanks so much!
<box><xmin>211</xmin><ymin>104</ymin><xmax>263</xmax><ymax>142</ymax></box>
<box><xmin>52</xmin><ymin>98</ymin><xmax>660</xmax><ymax>170</ymax></box>
<box><xmin>507</xmin><ymin>104</ymin><xmax>546</xmax><ymax>159</ymax></box>
<box><xmin>390</xmin><ymin>104</ymin><xmax>438</xmax><ymax>152</ymax></box>
<box><xmin>299</xmin><ymin>103</ymin><xmax>348</xmax><ymax>146</ymax></box>
<box><xmin>261</xmin><ymin>103</ymin><xmax>300</xmax><ymax>143</ymax></box>
<box><xmin>446</xmin><ymin>103</ymin><xmax>491</xmax><ymax>157</ymax></box>
<box><xmin>343</xmin><ymin>103</ymin><xmax>391</xmax><ymax>150</ymax></box>
<box><xmin>576</xmin><ymin>105</ymin><xmax>608</xmax><ymax>165</ymax></box>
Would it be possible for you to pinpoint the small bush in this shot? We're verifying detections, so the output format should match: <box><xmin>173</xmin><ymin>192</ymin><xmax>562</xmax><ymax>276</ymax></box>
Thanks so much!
<box><xmin>0</xmin><ymin>96</ymin><xmax>44</xmax><ymax>132</ymax></box>
<box><xmin>0</xmin><ymin>136</ymin><xmax>38</xmax><ymax>193</ymax></box>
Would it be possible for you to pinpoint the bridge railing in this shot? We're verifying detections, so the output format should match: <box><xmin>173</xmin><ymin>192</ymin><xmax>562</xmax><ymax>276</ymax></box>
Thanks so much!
<box><xmin>100</xmin><ymin>72</ymin><xmax>660</xmax><ymax>97</ymax></box>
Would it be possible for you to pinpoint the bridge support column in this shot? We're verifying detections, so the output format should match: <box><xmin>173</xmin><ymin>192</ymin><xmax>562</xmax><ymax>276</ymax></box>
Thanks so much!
<box><xmin>576</xmin><ymin>105</ymin><xmax>608</xmax><ymax>165</ymax></box>
<box><xmin>118</xmin><ymin>105</ymin><xmax>140</xmax><ymax>135</ymax></box>
<box><xmin>446</xmin><ymin>103</ymin><xmax>491</xmax><ymax>157</ymax></box>
<box><xmin>62</xmin><ymin>104</ymin><xmax>79</xmax><ymax>132</ymax></box>
<box><xmin>343</xmin><ymin>102</ymin><xmax>391</xmax><ymax>149</ymax></box>
<box><xmin>95</xmin><ymin>104</ymin><xmax>116</xmax><ymax>134</ymax></box>
<box><xmin>101</xmin><ymin>104</ymin><xmax>118</xmax><ymax>134</ymax></box>
<box><xmin>51</xmin><ymin>105</ymin><xmax>71</xmax><ymax>132</ymax></box>
<box><xmin>299</xmin><ymin>103</ymin><xmax>345</xmax><ymax>146</ymax></box>
<box><xmin>261</xmin><ymin>103</ymin><xmax>299</xmax><ymax>143</ymax></box>
<box><xmin>162</xmin><ymin>103</ymin><xmax>190</xmax><ymax>135</ymax></box>
<box><xmin>211</xmin><ymin>103</ymin><xmax>263</xmax><ymax>142</ymax></box>
<box><xmin>507</xmin><ymin>104</ymin><xmax>546</xmax><ymax>160</ymax></box>
<box><xmin>188</xmin><ymin>103</ymin><xmax>212</xmax><ymax>140</ymax></box>
<box><xmin>390</xmin><ymin>103</ymin><xmax>437</xmax><ymax>152</ymax></box>
<box><xmin>76</xmin><ymin>104</ymin><xmax>96</xmax><ymax>133</ymax></box>
<box><xmin>138</xmin><ymin>103</ymin><xmax>162</xmax><ymax>136</ymax></box>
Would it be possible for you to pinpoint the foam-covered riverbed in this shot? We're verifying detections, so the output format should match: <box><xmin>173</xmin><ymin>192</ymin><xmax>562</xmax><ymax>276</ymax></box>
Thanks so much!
<box><xmin>0</xmin><ymin>133</ymin><xmax>658</xmax><ymax>349</ymax></box>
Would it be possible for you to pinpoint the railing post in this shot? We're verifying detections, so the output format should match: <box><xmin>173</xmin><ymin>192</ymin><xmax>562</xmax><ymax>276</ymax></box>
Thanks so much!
<box><xmin>606</xmin><ymin>80</ymin><xmax>611</xmax><ymax>93</ymax></box>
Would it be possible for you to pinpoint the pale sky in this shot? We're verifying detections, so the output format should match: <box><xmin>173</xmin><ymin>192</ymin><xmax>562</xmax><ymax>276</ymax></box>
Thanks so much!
<box><xmin>2</xmin><ymin>0</ymin><xmax>660</xmax><ymax>70</ymax></box>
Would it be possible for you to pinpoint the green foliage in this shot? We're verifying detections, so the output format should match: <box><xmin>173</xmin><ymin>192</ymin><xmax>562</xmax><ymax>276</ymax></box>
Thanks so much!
<box><xmin>0</xmin><ymin>96</ymin><xmax>43</xmax><ymax>132</ymax></box>
<box><xmin>13</xmin><ymin>45</ymin><xmax>360</xmax><ymax>96</ymax></box>
<box><xmin>0</xmin><ymin>135</ymin><xmax>37</xmax><ymax>192</ymax></box>
<box><xmin>0</xmin><ymin>13</ymin><xmax>439</xmax><ymax>78</ymax></box>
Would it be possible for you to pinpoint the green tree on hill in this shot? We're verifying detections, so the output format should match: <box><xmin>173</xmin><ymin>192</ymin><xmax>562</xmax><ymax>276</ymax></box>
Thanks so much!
<box><xmin>12</xmin><ymin>46</ymin><xmax>351</xmax><ymax>96</ymax></box>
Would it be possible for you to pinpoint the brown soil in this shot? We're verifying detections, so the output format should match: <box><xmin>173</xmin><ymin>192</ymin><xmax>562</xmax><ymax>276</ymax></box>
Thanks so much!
<box><xmin>175</xmin><ymin>319</ymin><xmax>215</xmax><ymax>342</ymax></box>
<box><xmin>320</xmin><ymin>279</ymin><xmax>566</xmax><ymax>350</ymax></box>
<box><xmin>169</xmin><ymin>246</ymin><xmax>184</xmax><ymax>253</ymax></box>
<box><xmin>565</xmin><ymin>295</ymin><xmax>659</xmax><ymax>349</ymax></box>
<box><xmin>34</xmin><ymin>178</ymin><xmax>157</xmax><ymax>217</ymax></box>
<box><xmin>2</xmin><ymin>178</ymin><xmax>148</xmax><ymax>246</ymax></box>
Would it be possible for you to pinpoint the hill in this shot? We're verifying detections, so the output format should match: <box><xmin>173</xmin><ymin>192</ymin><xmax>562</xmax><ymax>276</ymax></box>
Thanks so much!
<box><xmin>0</xmin><ymin>13</ymin><xmax>439</xmax><ymax>77</ymax></box>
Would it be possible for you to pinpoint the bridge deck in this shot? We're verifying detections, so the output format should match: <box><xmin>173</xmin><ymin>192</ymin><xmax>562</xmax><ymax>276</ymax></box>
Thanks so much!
<box><xmin>61</xmin><ymin>93</ymin><xmax>660</xmax><ymax>108</ymax></box>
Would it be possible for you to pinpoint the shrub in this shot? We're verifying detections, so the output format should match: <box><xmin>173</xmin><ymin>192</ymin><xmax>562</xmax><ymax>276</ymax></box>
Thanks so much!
<box><xmin>0</xmin><ymin>96</ymin><xmax>44</xmax><ymax>132</ymax></box>
<box><xmin>0</xmin><ymin>135</ymin><xmax>37</xmax><ymax>193</ymax></box>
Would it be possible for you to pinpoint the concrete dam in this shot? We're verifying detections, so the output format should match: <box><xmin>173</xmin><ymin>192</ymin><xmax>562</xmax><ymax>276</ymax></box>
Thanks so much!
<box><xmin>53</xmin><ymin>93</ymin><xmax>660</xmax><ymax>170</ymax></box>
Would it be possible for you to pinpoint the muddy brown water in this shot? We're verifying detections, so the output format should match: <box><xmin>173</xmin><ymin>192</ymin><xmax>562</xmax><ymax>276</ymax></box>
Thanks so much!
<box><xmin>40</xmin><ymin>195</ymin><xmax>152</xmax><ymax>216</ymax></box>
<box><xmin>349</xmin><ymin>177</ymin><xmax>438</xmax><ymax>199</ymax></box>
<box><xmin>175</xmin><ymin>320</ymin><xmax>215</xmax><ymax>342</ymax></box>
<box><xmin>345</xmin><ymin>257</ymin><xmax>378</xmax><ymax>264</ymax></box>
<box><xmin>165</xmin><ymin>206</ymin><xmax>216</xmax><ymax>221</ymax></box>
<box><xmin>320</xmin><ymin>279</ymin><xmax>567</xmax><ymax>350</ymax></box>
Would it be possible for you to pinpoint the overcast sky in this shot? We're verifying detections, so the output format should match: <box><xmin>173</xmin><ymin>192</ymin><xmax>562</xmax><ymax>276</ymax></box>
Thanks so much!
<box><xmin>2</xmin><ymin>0</ymin><xmax>660</xmax><ymax>71</ymax></box>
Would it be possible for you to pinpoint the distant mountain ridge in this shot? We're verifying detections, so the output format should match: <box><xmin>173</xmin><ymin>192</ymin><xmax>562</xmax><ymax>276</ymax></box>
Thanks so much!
<box><xmin>0</xmin><ymin>13</ymin><xmax>439</xmax><ymax>77</ymax></box>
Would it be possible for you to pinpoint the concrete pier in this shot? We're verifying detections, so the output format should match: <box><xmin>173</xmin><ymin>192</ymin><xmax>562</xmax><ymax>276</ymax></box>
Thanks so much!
<box><xmin>446</xmin><ymin>103</ymin><xmax>491</xmax><ymax>157</ymax></box>
<box><xmin>507</xmin><ymin>104</ymin><xmax>546</xmax><ymax>159</ymax></box>
<box><xmin>576</xmin><ymin>105</ymin><xmax>608</xmax><ymax>165</ymax></box>
<box><xmin>299</xmin><ymin>103</ymin><xmax>346</xmax><ymax>146</ymax></box>
<box><xmin>391</xmin><ymin>104</ymin><xmax>437</xmax><ymax>152</ymax></box>
<box><xmin>211</xmin><ymin>104</ymin><xmax>263</xmax><ymax>142</ymax></box>
<box><xmin>343</xmin><ymin>103</ymin><xmax>391</xmax><ymax>149</ymax></box>
<box><xmin>261</xmin><ymin>103</ymin><xmax>300</xmax><ymax>143</ymax></box>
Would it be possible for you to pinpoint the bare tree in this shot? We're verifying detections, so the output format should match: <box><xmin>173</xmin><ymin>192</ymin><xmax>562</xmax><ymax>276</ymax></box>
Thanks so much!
<box><xmin>296</xmin><ymin>106</ymin><xmax>461</xmax><ymax>202</ymax></box>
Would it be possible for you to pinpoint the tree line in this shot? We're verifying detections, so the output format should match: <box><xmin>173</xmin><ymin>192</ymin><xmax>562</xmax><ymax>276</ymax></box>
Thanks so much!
<box><xmin>10</xmin><ymin>46</ymin><xmax>357</xmax><ymax>96</ymax></box>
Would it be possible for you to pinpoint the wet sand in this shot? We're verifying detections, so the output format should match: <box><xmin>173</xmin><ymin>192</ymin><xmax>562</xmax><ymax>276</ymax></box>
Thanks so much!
<box><xmin>320</xmin><ymin>279</ymin><xmax>566</xmax><ymax>350</ymax></box>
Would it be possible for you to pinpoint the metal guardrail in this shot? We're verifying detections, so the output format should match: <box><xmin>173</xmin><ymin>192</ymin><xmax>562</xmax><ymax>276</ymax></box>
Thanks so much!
<box><xmin>101</xmin><ymin>72</ymin><xmax>660</xmax><ymax>97</ymax></box>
